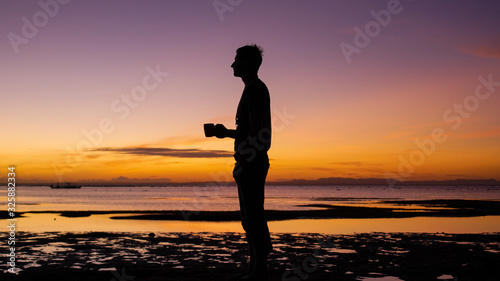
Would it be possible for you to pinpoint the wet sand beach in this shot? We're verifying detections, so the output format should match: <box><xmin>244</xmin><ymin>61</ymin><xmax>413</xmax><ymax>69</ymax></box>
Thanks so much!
<box><xmin>3</xmin><ymin>231</ymin><xmax>500</xmax><ymax>281</ymax></box>
<box><xmin>4</xmin><ymin>199</ymin><xmax>500</xmax><ymax>280</ymax></box>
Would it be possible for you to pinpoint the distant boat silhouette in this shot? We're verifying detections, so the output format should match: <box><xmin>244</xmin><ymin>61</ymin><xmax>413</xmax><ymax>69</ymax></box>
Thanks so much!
<box><xmin>50</xmin><ymin>182</ymin><xmax>82</xmax><ymax>189</ymax></box>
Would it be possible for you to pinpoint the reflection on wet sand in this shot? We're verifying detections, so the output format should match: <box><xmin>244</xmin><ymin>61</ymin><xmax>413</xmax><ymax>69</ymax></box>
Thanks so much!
<box><xmin>15</xmin><ymin>213</ymin><xmax>500</xmax><ymax>234</ymax></box>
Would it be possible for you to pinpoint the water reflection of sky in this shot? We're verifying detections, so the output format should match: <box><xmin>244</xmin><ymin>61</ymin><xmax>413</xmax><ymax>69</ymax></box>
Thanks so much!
<box><xmin>15</xmin><ymin>213</ymin><xmax>500</xmax><ymax>234</ymax></box>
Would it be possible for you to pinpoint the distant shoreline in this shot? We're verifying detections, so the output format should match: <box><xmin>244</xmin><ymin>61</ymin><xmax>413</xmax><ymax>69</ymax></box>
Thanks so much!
<box><xmin>9</xmin><ymin>178</ymin><xmax>500</xmax><ymax>187</ymax></box>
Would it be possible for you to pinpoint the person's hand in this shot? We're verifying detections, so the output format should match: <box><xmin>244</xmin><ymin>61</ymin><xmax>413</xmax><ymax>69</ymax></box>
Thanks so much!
<box><xmin>213</xmin><ymin>124</ymin><xmax>228</xmax><ymax>138</ymax></box>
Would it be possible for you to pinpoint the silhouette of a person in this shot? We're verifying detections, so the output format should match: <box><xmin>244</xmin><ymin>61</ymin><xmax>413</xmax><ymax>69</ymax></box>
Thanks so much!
<box><xmin>212</xmin><ymin>45</ymin><xmax>272</xmax><ymax>280</ymax></box>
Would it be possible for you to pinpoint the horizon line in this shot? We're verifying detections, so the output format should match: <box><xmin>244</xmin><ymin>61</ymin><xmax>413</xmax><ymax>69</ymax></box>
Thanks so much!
<box><xmin>12</xmin><ymin>177</ymin><xmax>500</xmax><ymax>187</ymax></box>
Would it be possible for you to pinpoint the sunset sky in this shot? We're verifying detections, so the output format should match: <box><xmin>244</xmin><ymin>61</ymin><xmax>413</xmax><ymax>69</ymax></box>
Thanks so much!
<box><xmin>1</xmin><ymin>0</ymin><xmax>499</xmax><ymax>184</ymax></box>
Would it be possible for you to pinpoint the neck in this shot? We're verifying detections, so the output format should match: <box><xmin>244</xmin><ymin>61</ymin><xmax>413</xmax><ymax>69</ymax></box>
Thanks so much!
<box><xmin>242</xmin><ymin>73</ymin><xmax>258</xmax><ymax>86</ymax></box>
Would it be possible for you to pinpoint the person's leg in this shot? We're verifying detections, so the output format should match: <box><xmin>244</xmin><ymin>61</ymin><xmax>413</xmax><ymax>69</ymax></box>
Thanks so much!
<box><xmin>245</xmin><ymin>183</ymin><xmax>271</xmax><ymax>276</ymax></box>
<box><xmin>236</xmin><ymin>181</ymin><xmax>256</xmax><ymax>275</ymax></box>
<box><xmin>236</xmin><ymin>160</ymin><xmax>271</xmax><ymax>278</ymax></box>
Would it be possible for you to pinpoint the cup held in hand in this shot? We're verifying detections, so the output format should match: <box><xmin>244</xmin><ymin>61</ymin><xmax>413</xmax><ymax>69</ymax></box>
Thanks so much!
<box><xmin>204</xmin><ymin>123</ymin><xmax>216</xmax><ymax>137</ymax></box>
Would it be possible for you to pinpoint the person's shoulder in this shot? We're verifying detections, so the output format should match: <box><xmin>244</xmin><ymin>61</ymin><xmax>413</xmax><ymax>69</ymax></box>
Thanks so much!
<box><xmin>255</xmin><ymin>79</ymin><xmax>269</xmax><ymax>90</ymax></box>
<box><xmin>244</xmin><ymin>79</ymin><xmax>269</xmax><ymax>110</ymax></box>
<box><xmin>246</xmin><ymin>79</ymin><xmax>269</xmax><ymax>95</ymax></box>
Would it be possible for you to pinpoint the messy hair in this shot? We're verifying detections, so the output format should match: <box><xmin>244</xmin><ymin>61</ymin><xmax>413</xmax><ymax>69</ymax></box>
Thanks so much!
<box><xmin>236</xmin><ymin>44</ymin><xmax>263</xmax><ymax>72</ymax></box>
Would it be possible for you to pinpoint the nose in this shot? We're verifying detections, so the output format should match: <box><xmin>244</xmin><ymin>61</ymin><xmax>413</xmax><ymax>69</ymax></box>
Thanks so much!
<box><xmin>231</xmin><ymin>61</ymin><xmax>235</xmax><ymax>68</ymax></box>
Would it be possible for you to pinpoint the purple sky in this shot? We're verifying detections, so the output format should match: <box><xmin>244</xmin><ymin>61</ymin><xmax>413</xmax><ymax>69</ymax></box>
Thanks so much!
<box><xmin>1</xmin><ymin>0</ymin><xmax>500</xmax><ymax>183</ymax></box>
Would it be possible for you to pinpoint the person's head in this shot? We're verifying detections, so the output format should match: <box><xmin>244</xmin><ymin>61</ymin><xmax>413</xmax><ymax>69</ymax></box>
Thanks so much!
<box><xmin>231</xmin><ymin>44</ymin><xmax>263</xmax><ymax>78</ymax></box>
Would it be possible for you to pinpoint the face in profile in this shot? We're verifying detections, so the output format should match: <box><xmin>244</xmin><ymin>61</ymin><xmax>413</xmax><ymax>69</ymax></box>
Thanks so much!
<box><xmin>231</xmin><ymin>54</ymin><xmax>245</xmax><ymax>77</ymax></box>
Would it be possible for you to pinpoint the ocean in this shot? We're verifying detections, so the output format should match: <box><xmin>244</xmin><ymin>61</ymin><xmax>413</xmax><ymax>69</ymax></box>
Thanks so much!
<box><xmin>9</xmin><ymin>184</ymin><xmax>500</xmax><ymax>212</ymax></box>
<box><xmin>4</xmin><ymin>185</ymin><xmax>500</xmax><ymax>234</ymax></box>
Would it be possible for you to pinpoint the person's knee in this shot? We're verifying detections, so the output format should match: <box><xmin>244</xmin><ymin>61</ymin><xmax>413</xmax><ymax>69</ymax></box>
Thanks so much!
<box><xmin>245</xmin><ymin>210</ymin><xmax>266</xmax><ymax>222</ymax></box>
<box><xmin>241</xmin><ymin>220</ymin><xmax>249</xmax><ymax>232</ymax></box>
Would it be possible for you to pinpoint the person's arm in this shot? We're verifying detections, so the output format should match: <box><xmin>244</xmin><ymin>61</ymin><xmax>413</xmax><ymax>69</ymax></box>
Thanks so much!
<box><xmin>224</xmin><ymin>128</ymin><xmax>237</xmax><ymax>139</ymax></box>
<box><xmin>212</xmin><ymin>112</ymin><xmax>264</xmax><ymax>139</ymax></box>
<box><xmin>214</xmin><ymin>124</ymin><xmax>236</xmax><ymax>139</ymax></box>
